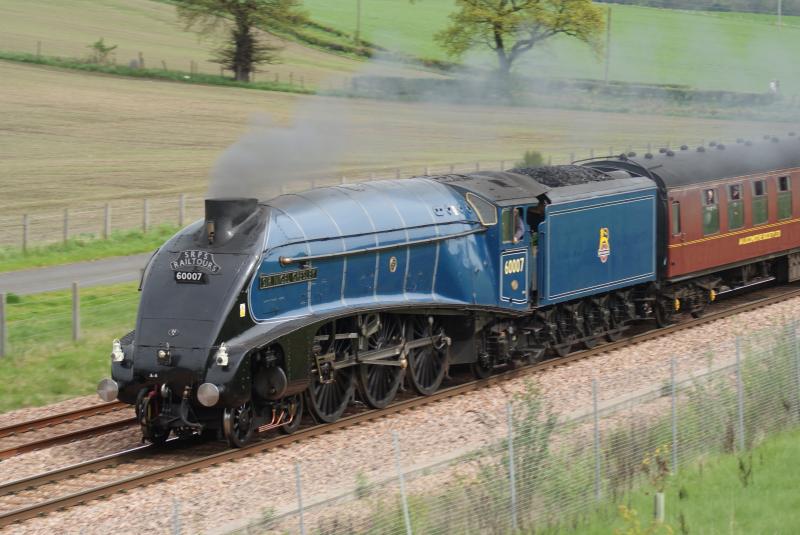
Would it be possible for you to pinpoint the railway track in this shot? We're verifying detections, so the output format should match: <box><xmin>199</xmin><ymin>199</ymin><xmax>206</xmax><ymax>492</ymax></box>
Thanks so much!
<box><xmin>1</xmin><ymin>283</ymin><xmax>798</xmax><ymax>528</ymax></box>
<box><xmin>0</xmin><ymin>401</ymin><xmax>135</xmax><ymax>460</ymax></box>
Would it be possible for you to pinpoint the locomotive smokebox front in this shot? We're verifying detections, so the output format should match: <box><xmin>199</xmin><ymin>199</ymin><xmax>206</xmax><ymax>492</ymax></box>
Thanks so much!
<box><xmin>99</xmin><ymin>194</ymin><xmax>269</xmax><ymax>417</ymax></box>
<box><xmin>204</xmin><ymin>197</ymin><xmax>258</xmax><ymax>246</ymax></box>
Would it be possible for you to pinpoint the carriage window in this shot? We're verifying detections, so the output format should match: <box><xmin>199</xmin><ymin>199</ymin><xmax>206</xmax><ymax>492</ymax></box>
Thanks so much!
<box><xmin>702</xmin><ymin>188</ymin><xmax>719</xmax><ymax>235</ymax></box>
<box><xmin>752</xmin><ymin>179</ymin><xmax>768</xmax><ymax>225</ymax></box>
<box><xmin>671</xmin><ymin>202</ymin><xmax>681</xmax><ymax>235</ymax></box>
<box><xmin>501</xmin><ymin>208</ymin><xmax>513</xmax><ymax>243</ymax></box>
<box><xmin>465</xmin><ymin>192</ymin><xmax>498</xmax><ymax>226</ymax></box>
<box><xmin>778</xmin><ymin>176</ymin><xmax>792</xmax><ymax>219</ymax></box>
<box><xmin>728</xmin><ymin>184</ymin><xmax>744</xmax><ymax>230</ymax></box>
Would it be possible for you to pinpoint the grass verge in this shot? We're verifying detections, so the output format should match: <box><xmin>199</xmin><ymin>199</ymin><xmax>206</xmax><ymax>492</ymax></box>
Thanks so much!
<box><xmin>0</xmin><ymin>225</ymin><xmax>177</xmax><ymax>273</ymax></box>
<box><xmin>0</xmin><ymin>282</ymin><xmax>139</xmax><ymax>413</ymax></box>
<box><xmin>567</xmin><ymin>427</ymin><xmax>800</xmax><ymax>534</ymax></box>
<box><xmin>0</xmin><ymin>50</ymin><xmax>314</xmax><ymax>95</ymax></box>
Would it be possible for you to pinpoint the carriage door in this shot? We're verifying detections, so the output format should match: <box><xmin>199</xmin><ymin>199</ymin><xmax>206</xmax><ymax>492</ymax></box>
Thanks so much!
<box><xmin>499</xmin><ymin>206</ymin><xmax>530</xmax><ymax>308</ymax></box>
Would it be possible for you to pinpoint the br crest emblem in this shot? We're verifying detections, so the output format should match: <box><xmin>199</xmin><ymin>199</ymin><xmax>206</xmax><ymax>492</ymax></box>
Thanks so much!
<box><xmin>597</xmin><ymin>227</ymin><xmax>610</xmax><ymax>263</ymax></box>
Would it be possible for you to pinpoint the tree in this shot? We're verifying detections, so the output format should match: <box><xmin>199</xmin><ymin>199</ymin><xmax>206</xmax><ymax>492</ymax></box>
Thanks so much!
<box><xmin>435</xmin><ymin>0</ymin><xmax>604</xmax><ymax>78</ymax></box>
<box><xmin>177</xmin><ymin>0</ymin><xmax>306</xmax><ymax>82</ymax></box>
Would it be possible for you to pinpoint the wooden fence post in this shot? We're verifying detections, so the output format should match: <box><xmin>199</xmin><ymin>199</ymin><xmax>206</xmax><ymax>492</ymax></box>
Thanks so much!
<box><xmin>63</xmin><ymin>208</ymin><xmax>69</xmax><ymax>243</ymax></box>
<box><xmin>0</xmin><ymin>292</ymin><xmax>6</xmax><ymax>358</ymax></box>
<box><xmin>22</xmin><ymin>214</ymin><xmax>29</xmax><ymax>253</ymax></box>
<box><xmin>104</xmin><ymin>203</ymin><xmax>111</xmax><ymax>240</ymax></box>
<box><xmin>143</xmin><ymin>199</ymin><xmax>149</xmax><ymax>233</ymax></box>
<box><xmin>72</xmin><ymin>282</ymin><xmax>80</xmax><ymax>342</ymax></box>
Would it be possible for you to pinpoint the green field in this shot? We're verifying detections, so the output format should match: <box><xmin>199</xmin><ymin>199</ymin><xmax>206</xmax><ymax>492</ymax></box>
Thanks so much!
<box><xmin>3</xmin><ymin>0</ymin><xmax>799</xmax><ymax>94</ymax></box>
<box><xmin>0</xmin><ymin>282</ymin><xmax>139</xmax><ymax>412</ymax></box>
<box><xmin>304</xmin><ymin>1</ymin><xmax>800</xmax><ymax>94</ymax></box>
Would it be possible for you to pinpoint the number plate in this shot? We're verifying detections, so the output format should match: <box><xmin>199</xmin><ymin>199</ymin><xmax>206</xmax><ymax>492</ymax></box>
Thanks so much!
<box><xmin>174</xmin><ymin>271</ymin><xmax>207</xmax><ymax>284</ymax></box>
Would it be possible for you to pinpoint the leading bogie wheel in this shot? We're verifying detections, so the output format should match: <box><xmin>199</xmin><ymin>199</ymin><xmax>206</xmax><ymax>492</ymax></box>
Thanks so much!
<box><xmin>406</xmin><ymin>316</ymin><xmax>448</xmax><ymax>396</ymax></box>
<box><xmin>223</xmin><ymin>402</ymin><xmax>255</xmax><ymax>448</ymax></box>
<box><xmin>137</xmin><ymin>390</ymin><xmax>169</xmax><ymax>446</ymax></box>
<box><xmin>357</xmin><ymin>314</ymin><xmax>404</xmax><ymax>409</ymax></box>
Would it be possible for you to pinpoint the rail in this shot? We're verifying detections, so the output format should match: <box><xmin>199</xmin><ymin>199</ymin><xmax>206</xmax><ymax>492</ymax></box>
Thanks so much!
<box><xmin>0</xmin><ymin>282</ymin><xmax>798</xmax><ymax>528</ymax></box>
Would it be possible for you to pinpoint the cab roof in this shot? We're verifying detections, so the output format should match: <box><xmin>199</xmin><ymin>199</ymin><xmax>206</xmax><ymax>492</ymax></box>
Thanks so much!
<box><xmin>428</xmin><ymin>171</ymin><xmax>550</xmax><ymax>206</ymax></box>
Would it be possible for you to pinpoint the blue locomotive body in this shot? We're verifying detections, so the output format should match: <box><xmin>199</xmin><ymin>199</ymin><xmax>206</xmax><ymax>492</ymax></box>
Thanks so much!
<box><xmin>537</xmin><ymin>178</ymin><xmax>658</xmax><ymax>306</ymax></box>
<box><xmin>249</xmin><ymin>179</ymin><xmax>493</xmax><ymax>323</ymax></box>
<box><xmin>99</xmin><ymin>168</ymin><xmax>666</xmax><ymax>446</ymax></box>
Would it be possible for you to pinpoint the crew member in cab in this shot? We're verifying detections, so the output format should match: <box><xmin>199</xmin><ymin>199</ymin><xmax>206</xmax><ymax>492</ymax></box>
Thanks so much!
<box><xmin>513</xmin><ymin>208</ymin><xmax>525</xmax><ymax>243</ymax></box>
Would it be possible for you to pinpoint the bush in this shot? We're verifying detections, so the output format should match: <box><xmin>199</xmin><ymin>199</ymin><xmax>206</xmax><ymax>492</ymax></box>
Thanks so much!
<box><xmin>517</xmin><ymin>150</ymin><xmax>545</xmax><ymax>168</ymax></box>
<box><xmin>86</xmin><ymin>37</ymin><xmax>117</xmax><ymax>65</ymax></box>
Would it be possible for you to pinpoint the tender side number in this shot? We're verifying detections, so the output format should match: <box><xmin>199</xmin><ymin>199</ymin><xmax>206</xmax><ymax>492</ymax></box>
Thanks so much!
<box><xmin>174</xmin><ymin>271</ymin><xmax>207</xmax><ymax>284</ymax></box>
<box><xmin>504</xmin><ymin>257</ymin><xmax>525</xmax><ymax>275</ymax></box>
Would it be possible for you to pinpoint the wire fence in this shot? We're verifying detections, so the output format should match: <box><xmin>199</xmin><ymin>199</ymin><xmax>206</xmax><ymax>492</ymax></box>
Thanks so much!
<box><xmin>205</xmin><ymin>319</ymin><xmax>800</xmax><ymax>535</ymax></box>
<box><xmin>0</xmin><ymin>36</ymin><xmax>322</xmax><ymax>88</ymax></box>
<box><xmin>0</xmin><ymin>138</ymin><xmax>714</xmax><ymax>252</ymax></box>
<box><xmin>0</xmin><ymin>283</ymin><xmax>139</xmax><ymax>358</ymax></box>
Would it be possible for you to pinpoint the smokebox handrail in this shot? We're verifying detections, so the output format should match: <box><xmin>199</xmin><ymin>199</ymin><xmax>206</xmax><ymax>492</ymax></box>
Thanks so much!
<box><xmin>278</xmin><ymin>227</ymin><xmax>486</xmax><ymax>266</ymax></box>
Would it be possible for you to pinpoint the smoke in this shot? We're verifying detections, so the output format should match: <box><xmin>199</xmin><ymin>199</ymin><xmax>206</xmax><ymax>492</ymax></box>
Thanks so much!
<box><xmin>208</xmin><ymin>97</ymin><xmax>352</xmax><ymax>199</ymax></box>
<box><xmin>207</xmin><ymin>8</ymin><xmax>798</xmax><ymax>202</ymax></box>
<box><xmin>206</xmin><ymin>51</ymin><xmax>502</xmax><ymax>200</ymax></box>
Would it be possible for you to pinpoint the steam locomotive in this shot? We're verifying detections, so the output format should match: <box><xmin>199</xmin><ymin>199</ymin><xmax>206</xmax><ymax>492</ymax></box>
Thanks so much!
<box><xmin>97</xmin><ymin>136</ymin><xmax>800</xmax><ymax>447</ymax></box>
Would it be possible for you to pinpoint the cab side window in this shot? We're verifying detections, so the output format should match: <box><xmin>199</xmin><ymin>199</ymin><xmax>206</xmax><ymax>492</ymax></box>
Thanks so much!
<box><xmin>501</xmin><ymin>208</ymin><xmax>513</xmax><ymax>243</ymax></box>
<box><xmin>778</xmin><ymin>176</ymin><xmax>792</xmax><ymax>220</ymax></box>
<box><xmin>727</xmin><ymin>184</ymin><xmax>744</xmax><ymax>230</ymax></box>
<box><xmin>752</xmin><ymin>179</ymin><xmax>768</xmax><ymax>225</ymax></box>
<box><xmin>702</xmin><ymin>188</ymin><xmax>719</xmax><ymax>235</ymax></box>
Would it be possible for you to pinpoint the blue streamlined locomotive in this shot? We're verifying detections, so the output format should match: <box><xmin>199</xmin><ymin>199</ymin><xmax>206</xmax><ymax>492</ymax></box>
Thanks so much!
<box><xmin>98</xmin><ymin>140</ymin><xmax>800</xmax><ymax>446</ymax></box>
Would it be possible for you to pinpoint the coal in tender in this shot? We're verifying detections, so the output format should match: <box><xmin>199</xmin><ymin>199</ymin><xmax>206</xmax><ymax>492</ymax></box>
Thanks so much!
<box><xmin>510</xmin><ymin>165</ymin><xmax>615</xmax><ymax>188</ymax></box>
